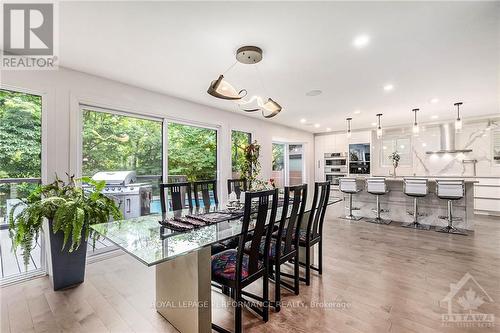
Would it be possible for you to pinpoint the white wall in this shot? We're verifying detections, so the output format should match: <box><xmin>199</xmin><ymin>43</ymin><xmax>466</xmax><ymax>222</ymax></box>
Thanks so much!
<box><xmin>1</xmin><ymin>67</ymin><xmax>315</xmax><ymax>198</ymax></box>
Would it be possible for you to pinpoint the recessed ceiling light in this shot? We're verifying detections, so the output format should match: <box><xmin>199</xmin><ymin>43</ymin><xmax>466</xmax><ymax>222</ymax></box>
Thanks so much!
<box><xmin>383</xmin><ymin>84</ymin><xmax>394</xmax><ymax>91</ymax></box>
<box><xmin>422</xmin><ymin>143</ymin><xmax>427</xmax><ymax>147</ymax></box>
<box><xmin>314</xmin><ymin>123</ymin><xmax>320</xmax><ymax>128</ymax></box>
<box><xmin>371</xmin><ymin>122</ymin><xmax>377</xmax><ymax>126</ymax></box>
<box><xmin>431</xmin><ymin>115</ymin><xmax>439</xmax><ymax>120</ymax></box>
<box><xmin>430</xmin><ymin>98</ymin><xmax>439</xmax><ymax>104</ymax></box>
<box><xmin>306</xmin><ymin>90</ymin><xmax>322</xmax><ymax>96</ymax></box>
<box><xmin>353</xmin><ymin>34</ymin><xmax>370</xmax><ymax>48</ymax></box>
<box><xmin>300</xmin><ymin>118</ymin><xmax>307</xmax><ymax>123</ymax></box>
<box><xmin>354</xmin><ymin>109</ymin><xmax>361</xmax><ymax>114</ymax></box>
<box><xmin>326</xmin><ymin>127</ymin><xmax>331</xmax><ymax>131</ymax></box>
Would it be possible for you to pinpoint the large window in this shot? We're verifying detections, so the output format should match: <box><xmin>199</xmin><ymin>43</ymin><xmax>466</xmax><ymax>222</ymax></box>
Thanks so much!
<box><xmin>231</xmin><ymin>130</ymin><xmax>251</xmax><ymax>178</ymax></box>
<box><xmin>0</xmin><ymin>89</ymin><xmax>44</xmax><ymax>282</ymax></box>
<box><xmin>82</xmin><ymin>109</ymin><xmax>163</xmax><ymax>188</ymax></box>
<box><xmin>82</xmin><ymin>108</ymin><xmax>164</xmax><ymax>254</ymax></box>
<box><xmin>167</xmin><ymin>122</ymin><xmax>217</xmax><ymax>181</ymax></box>
<box><xmin>272</xmin><ymin>143</ymin><xmax>286</xmax><ymax>188</ymax></box>
<box><xmin>381</xmin><ymin>136</ymin><xmax>411</xmax><ymax>167</ymax></box>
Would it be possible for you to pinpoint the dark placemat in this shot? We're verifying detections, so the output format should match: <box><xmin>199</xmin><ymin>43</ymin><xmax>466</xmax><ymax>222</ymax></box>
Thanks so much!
<box><xmin>158</xmin><ymin>218</ymin><xmax>194</xmax><ymax>232</ymax></box>
<box><xmin>186</xmin><ymin>211</ymin><xmax>241</xmax><ymax>224</ymax></box>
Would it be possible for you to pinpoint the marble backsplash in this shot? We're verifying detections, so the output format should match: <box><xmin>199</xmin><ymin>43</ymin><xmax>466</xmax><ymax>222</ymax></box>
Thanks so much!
<box><xmin>372</xmin><ymin>118</ymin><xmax>500</xmax><ymax>178</ymax></box>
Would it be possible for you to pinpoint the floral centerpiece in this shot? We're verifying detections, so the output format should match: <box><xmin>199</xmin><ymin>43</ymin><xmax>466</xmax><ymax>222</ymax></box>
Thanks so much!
<box><xmin>388</xmin><ymin>151</ymin><xmax>400</xmax><ymax>177</ymax></box>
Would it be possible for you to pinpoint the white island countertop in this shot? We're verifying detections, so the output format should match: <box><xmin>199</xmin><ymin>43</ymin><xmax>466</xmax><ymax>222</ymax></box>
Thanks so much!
<box><xmin>360</xmin><ymin>176</ymin><xmax>479</xmax><ymax>183</ymax></box>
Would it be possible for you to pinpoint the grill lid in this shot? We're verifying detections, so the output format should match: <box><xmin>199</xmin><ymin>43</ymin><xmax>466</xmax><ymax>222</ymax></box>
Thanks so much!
<box><xmin>92</xmin><ymin>171</ymin><xmax>137</xmax><ymax>185</ymax></box>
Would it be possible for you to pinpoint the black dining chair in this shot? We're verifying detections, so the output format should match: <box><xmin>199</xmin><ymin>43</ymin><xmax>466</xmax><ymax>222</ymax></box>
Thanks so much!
<box><xmin>255</xmin><ymin>184</ymin><xmax>307</xmax><ymax>312</ymax></box>
<box><xmin>298</xmin><ymin>181</ymin><xmax>330</xmax><ymax>286</ymax></box>
<box><xmin>159</xmin><ymin>182</ymin><xmax>193</xmax><ymax>212</ymax></box>
<box><xmin>193</xmin><ymin>180</ymin><xmax>219</xmax><ymax>208</ymax></box>
<box><xmin>211</xmin><ymin>189</ymin><xmax>278</xmax><ymax>333</ymax></box>
<box><xmin>227</xmin><ymin>178</ymin><xmax>248</xmax><ymax>200</ymax></box>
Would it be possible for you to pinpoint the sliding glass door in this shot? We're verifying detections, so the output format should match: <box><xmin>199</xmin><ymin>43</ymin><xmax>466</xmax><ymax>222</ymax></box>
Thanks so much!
<box><xmin>272</xmin><ymin>142</ymin><xmax>305</xmax><ymax>187</ymax></box>
<box><xmin>0</xmin><ymin>89</ymin><xmax>45</xmax><ymax>284</ymax></box>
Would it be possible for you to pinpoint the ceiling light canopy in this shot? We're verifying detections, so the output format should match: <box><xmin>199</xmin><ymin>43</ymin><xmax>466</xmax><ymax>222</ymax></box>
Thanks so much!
<box><xmin>207</xmin><ymin>45</ymin><xmax>283</xmax><ymax>118</ymax></box>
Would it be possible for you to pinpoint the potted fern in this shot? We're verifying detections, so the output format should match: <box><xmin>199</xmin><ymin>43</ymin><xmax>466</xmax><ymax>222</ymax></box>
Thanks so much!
<box><xmin>9</xmin><ymin>175</ymin><xmax>121</xmax><ymax>290</ymax></box>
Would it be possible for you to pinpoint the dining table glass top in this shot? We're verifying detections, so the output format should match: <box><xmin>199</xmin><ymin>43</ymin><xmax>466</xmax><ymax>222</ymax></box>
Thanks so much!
<box><xmin>91</xmin><ymin>197</ymin><xmax>341</xmax><ymax>266</ymax></box>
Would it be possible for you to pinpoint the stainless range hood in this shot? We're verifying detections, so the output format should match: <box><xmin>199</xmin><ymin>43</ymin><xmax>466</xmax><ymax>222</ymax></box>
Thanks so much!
<box><xmin>425</xmin><ymin>123</ymin><xmax>472</xmax><ymax>154</ymax></box>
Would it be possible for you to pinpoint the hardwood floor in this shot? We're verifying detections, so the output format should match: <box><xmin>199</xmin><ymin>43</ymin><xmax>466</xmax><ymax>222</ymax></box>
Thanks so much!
<box><xmin>1</xmin><ymin>205</ymin><xmax>499</xmax><ymax>333</ymax></box>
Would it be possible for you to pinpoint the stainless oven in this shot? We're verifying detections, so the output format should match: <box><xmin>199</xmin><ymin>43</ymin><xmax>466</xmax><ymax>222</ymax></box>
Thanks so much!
<box><xmin>325</xmin><ymin>166</ymin><xmax>347</xmax><ymax>174</ymax></box>
<box><xmin>325</xmin><ymin>159</ymin><xmax>347</xmax><ymax>166</ymax></box>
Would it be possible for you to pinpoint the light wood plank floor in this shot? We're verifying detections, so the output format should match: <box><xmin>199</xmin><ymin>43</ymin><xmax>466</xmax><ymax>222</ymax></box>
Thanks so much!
<box><xmin>1</xmin><ymin>206</ymin><xmax>499</xmax><ymax>333</ymax></box>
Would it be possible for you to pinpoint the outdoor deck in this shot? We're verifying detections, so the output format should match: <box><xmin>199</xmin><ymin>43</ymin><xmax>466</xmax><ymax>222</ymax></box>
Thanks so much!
<box><xmin>0</xmin><ymin>228</ymin><xmax>116</xmax><ymax>281</ymax></box>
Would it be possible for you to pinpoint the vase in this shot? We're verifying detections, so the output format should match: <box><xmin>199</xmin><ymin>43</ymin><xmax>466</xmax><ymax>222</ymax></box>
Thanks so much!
<box><xmin>49</xmin><ymin>220</ymin><xmax>87</xmax><ymax>291</ymax></box>
<box><xmin>392</xmin><ymin>163</ymin><xmax>398</xmax><ymax>178</ymax></box>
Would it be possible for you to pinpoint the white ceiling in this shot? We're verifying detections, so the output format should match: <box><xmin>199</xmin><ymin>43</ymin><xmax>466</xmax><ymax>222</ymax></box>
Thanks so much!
<box><xmin>57</xmin><ymin>1</ymin><xmax>499</xmax><ymax>133</ymax></box>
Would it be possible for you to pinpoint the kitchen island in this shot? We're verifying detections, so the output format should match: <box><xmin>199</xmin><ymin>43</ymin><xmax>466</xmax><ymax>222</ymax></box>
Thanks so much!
<box><xmin>343</xmin><ymin>176</ymin><xmax>477</xmax><ymax>230</ymax></box>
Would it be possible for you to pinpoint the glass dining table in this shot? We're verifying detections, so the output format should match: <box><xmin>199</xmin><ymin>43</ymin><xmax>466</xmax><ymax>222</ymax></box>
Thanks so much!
<box><xmin>91</xmin><ymin>197</ymin><xmax>341</xmax><ymax>333</ymax></box>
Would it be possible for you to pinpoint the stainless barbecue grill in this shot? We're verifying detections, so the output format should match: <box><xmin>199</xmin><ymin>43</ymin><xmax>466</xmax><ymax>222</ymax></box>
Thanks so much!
<box><xmin>91</xmin><ymin>171</ymin><xmax>152</xmax><ymax>219</ymax></box>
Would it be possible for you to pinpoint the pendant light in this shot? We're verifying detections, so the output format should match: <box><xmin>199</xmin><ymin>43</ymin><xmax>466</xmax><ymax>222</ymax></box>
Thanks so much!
<box><xmin>412</xmin><ymin>108</ymin><xmax>420</xmax><ymax>135</ymax></box>
<box><xmin>376</xmin><ymin>113</ymin><xmax>383</xmax><ymax>139</ymax></box>
<box><xmin>346</xmin><ymin>117</ymin><xmax>352</xmax><ymax>138</ymax></box>
<box><xmin>454</xmin><ymin>102</ymin><xmax>463</xmax><ymax>132</ymax></box>
<box><xmin>207</xmin><ymin>75</ymin><xmax>247</xmax><ymax>100</ymax></box>
<box><xmin>207</xmin><ymin>45</ymin><xmax>283</xmax><ymax>118</ymax></box>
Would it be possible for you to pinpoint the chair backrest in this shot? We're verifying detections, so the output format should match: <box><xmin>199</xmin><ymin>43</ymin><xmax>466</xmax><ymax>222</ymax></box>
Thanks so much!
<box><xmin>236</xmin><ymin>189</ymin><xmax>278</xmax><ymax>282</ymax></box>
<box><xmin>193</xmin><ymin>180</ymin><xmax>219</xmax><ymax>208</ymax></box>
<box><xmin>159</xmin><ymin>182</ymin><xmax>193</xmax><ymax>212</ymax></box>
<box><xmin>403</xmin><ymin>178</ymin><xmax>428</xmax><ymax>197</ymax></box>
<box><xmin>436</xmin><ymin>179</ymin><xmax>465</xmax><ymax>199</ymax></box>
<box><xmin>227</xmin><ymin>179</ymin><xmax>247</xmax><ymax>199</ymax></box>
<box><xmin>276</xmin><ymin>184</ymin><xmax>307</xmax><ymax>256</ymax></box>
<box><xmin>306</xmin><ymin>182</ymin><xmax>331</xmax><ymax>240</ymax></box>
<box><xmin>366</xmin><ymin>177</ymin><xmax>387</xmax><ymax>194</ymax></box>
<box><xmin>339</xmin><ymin>178</ymin><xmax>358</xmax><ymax>193</ymax></box>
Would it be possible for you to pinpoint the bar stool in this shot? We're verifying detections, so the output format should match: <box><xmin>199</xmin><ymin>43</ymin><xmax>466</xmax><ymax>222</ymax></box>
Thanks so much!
<box><xmin>339</xmin><ymin>178</ymin><xmax>362</xmax><ymax>221</ymax></box>
<box><xmin>435</xmin><ymin>179</ymin><xmax>467</xmax><ymax>235</ymax></box>
<box><xmin>365</xmin><ymin>177</ymin><xmax>391</xmax><ymax>224</ymax></box>
<box><xmin>402</xmin><ymin>178</ymin><xmax>431</xmax><ymax>230</ymax></box>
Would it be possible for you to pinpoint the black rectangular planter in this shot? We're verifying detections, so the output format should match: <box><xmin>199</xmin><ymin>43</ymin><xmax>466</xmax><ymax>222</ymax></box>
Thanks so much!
<box><xmin>49</xmin><ymin>221</ymin><xmax>87</xmax><ymax>291</ymax></box>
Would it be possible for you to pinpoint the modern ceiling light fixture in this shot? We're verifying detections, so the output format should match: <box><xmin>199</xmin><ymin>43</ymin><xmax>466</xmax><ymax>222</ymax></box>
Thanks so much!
<box><xmin>346</xmin><ymin>117</ymin><xmax>353</xmax><ymax>138</ymax></box>
<box><xmin>454</xmin><ymin>102</ymin><xmax>463</xmax><ymax>132</ymax></box>
<box><xmin>376</xmin><ymin>113</ymin><xmax>383</xmax><ymax>139</ymax></box>
<box><xmin>208</xmin><ymin>45</ymin><xmax>283</xmax><ymax>118</ymax></box>
<box><xmin>412</xmin><ymin>108</ymin><xmax>420</xmax><ymax>135</ymax></box>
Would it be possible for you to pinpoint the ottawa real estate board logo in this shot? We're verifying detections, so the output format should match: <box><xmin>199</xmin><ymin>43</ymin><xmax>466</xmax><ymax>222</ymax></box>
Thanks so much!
<box><xmin>440</xmin><ymin>272</ymin><xmax>495</xmax><ymax>328</ymax></box>
<box><xmin>2</xmin><ymin>2</ymin><xmax>58</xmax><ymax>69</ymax></box>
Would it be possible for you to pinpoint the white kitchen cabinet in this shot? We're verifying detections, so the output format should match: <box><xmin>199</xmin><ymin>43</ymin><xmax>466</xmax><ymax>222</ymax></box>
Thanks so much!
<box><xmin>335</xmin><ymin>133</ymin><xmax>347</xmax><ymax>152</ymax></box>
<box><xmin>348</xmin><ymin>131</ymin><xmax>371</xmax><ymax>144</ymax></box>
<box><xmin>474</xmin><ymin>178</ymin><xmax>500</xmax><ymax>216</ymax></box>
